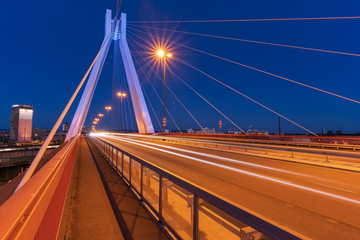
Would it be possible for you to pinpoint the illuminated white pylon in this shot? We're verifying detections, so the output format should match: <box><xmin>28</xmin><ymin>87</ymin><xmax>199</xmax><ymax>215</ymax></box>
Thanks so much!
<box><xmin>66</xmin><ymin>9</ymin><xmax>154</xmax><ymax>140</ymax></box>
<box><xmin>119</xmin><ymin>13</ymin><xmax>154</xmax><ymax>134</ymax></box>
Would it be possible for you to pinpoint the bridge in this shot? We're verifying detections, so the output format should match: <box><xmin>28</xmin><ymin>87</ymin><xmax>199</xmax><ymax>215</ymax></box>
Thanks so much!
<box><xmin>1</xmin><ymin>6</ymin><xmax>360</xmax><ymax>240</ymax></box>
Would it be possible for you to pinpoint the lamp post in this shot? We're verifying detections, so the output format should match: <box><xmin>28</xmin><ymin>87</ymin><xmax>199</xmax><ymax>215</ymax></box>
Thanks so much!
<box><xmin>156</xmin><ymin>49</ymin><xmax>172</xmax><ymax>135</ymax></box>
<box><xmin>98</xmin><ymin>113</ymin><xmax>104</xmax><ymax>130</ymax></box>
<box><xmin>93</xmin><ymin>118</ymin><xmax>100</xmax><ymax>131</ymax></box>
<box><xmin>105</xmin><ymin>106</ymin><xmax>112</xmax><ymax>131</ymax></box>
<box><xmin>117</xmin><ymin>92</ymin><xmax>127</xmax><ymax>133</ymax></box>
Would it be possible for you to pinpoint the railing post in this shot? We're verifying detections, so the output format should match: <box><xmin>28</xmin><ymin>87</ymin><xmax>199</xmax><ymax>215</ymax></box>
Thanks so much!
<box><xmin>106</xmin><ymin>143</ymin><xmax>108</xmax><ymax>158</ymax></box>
<box><xmin>140</xmin><ymin>165</ymin><xmax>143</xmax><ymax>198</ymax></box>
<box><xmin>121</xmin><ymin>152</ymin><xmax>124</xmax><ymax>174</ymax></box>
<box><xmin>129</xmin><ymin>157</ymin><xmax>132</xmax><ymax>185</ymax></box>
<box><xmin>110</xmin><ymin>146</ymin><xmax>112</xmax><ymax>164</ymax></box>
<box><xmin>115</xmin><ymin>149</ymin><xmax>118</xmax><ymax>169</ymax></box>
<box><xmin>159</xmin><ymin>175</ymin><xmax>163</xmax><ymax>221</ymax></box>
<box><xmin>193</xmin><ymin>195</ymin><xmax>199</xmax><ymax>240</ymax></box>
<box><xmin>112</xmin><ymin>146</ymin><xmax>114</xmax><ymax>165</ymax></box>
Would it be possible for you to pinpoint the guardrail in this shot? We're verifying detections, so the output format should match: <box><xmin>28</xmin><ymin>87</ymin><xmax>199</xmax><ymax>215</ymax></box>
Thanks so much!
<box><xmin>166</xmin><ymin>133</ymin><xmax>360</xmax><ymax>151</ymax></box>
<box><xmin>90</xmin><ymin>136</ymin><xmax>302</xmax><ymax>240</ymax></box>
<box><xmin>0</xmin><ymin>135</ymin><xmax>79</xmax><ymax>240</ymax></box>
<box><xmin>107</xmin><ymin>134</ymin><xmax>360</xmax><ymax>166</ymax></box>
<box><xmin>0</xmin><ymin>145</ymin><xmax>59</xmax><ymax>160</ymax></box>
<box><xmin>0</xmin><ymin>159</ymin><xmax>32</xmax><ymax>168</ymax></box>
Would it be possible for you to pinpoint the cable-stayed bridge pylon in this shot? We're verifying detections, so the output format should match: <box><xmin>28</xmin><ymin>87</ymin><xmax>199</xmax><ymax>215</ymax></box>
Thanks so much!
<box><xmin>66</xmin><ymin>9</ymin><xmax>154</xmax><ymax>141</ymax></box>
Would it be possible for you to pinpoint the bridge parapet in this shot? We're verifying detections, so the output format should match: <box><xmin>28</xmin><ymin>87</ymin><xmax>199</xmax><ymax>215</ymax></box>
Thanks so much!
<box><xmin>90</xmin><ymin>136</ymin><xmax>304</xmax><ymax>240</ymax></box>
<box><xmin>0</xmin><ymin>136</ymin><xmax>79</xmax><ymax>240</ymax></box>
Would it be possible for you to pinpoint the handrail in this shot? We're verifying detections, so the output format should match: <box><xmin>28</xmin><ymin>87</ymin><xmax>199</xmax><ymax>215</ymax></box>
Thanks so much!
<box><xmin>105</xmin><ymin>134</ymin><xmax>360</xmax><ymax>169</ymax></box>
<box><xmin>90</xmin><ymin>136</ymin><xmax>304</xmax><ymax>240</ymax></box>
<box><xmin>167</xmin><ymin>134</ymin><xmax>360</xmax><ymax>151</ymax></box>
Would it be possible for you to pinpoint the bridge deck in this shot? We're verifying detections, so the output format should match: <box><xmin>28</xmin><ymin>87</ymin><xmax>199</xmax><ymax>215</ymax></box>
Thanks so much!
<box><xmin>59</xmin><ymin>137</ymin><xmax>167</xmax><ymax>240</ymax></box>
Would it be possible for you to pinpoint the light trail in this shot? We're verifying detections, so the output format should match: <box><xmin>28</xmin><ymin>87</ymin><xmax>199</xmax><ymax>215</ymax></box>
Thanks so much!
<box><xmin>110</xmin><ymin>133</ymin><xmax>360</xmax><ymax>190</ymax></box>
<box><xmin>108</xmin><ymin>134</ymin><xmax>311</xmax><ymax>177</ymax></box>
<box><xmin>101</xmin><ymin>135</ymin><xmax>360</xmax><ymax>205</ymax></box>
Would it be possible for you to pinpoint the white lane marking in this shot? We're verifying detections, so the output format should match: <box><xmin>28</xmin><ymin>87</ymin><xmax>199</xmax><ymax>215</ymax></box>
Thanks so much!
<box><xmin>112</xmin><ymin>135</ymin><xmax>360</xmax><ymax>190</ymax></box>
<box><xmin>103</xmin><ymin>135</ymin><xmax>360</xmax><ymax>205</ymax></box>
<box><xmin>312</xmin><ymin>182</ymin><xmax>356</xmax><ymax>193</ymax></box>
<box><xmin>109</xmin><ymin>135</ymin><xmax>311</xmax><ymax>178</ymax></box>
<box><xmin>109</xmin><ymin>132</ymin><xmax>360</xmax><ymax>158</ymax></box>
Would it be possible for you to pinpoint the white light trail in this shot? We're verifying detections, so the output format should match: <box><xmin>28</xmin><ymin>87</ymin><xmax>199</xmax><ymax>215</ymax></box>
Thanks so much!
<box><xmin>102</xmin><ymin>135</ymin><xmax>360</xmax><ymax>205</ymax></box>
<box><xmin>109</xmin><ymin>134</ymin><xmax>308</xmax><ymax>176</ymax></box>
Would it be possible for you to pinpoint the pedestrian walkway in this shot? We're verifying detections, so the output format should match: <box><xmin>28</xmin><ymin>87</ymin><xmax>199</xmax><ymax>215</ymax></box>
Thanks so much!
<box><xmin>59</xmin><ymin>137</ymin><xmax>167</xmax><ymax>240</ymax></box>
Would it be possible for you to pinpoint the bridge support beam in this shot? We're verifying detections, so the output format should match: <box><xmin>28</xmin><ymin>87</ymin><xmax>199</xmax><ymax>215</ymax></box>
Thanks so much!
<box><xmin>66</xmin><ymin>10</ymin><xmax>112</xmax><ymax>140</ymax></box>
<box><xmin>67</xmin><ymin>9</ymin><xmax>154</xmax><ymax>138</ymax></box>
<box><xmin>119</xmin><ymin>13</ymin><xmax>154</xmax><ymax>134</ymax></box>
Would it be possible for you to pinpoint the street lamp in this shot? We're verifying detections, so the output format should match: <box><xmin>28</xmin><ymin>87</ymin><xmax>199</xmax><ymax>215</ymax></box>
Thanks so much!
<box><xmin>97</xmin><ymin>113</ymin><xmax>104</xmax><ymax>131</ymax></box>
<box><xmin>105</xmin><ymin>106</ymin><xmax>112</xmax><ymax>131</ymax></box>
<box><xmin>155</xmin><ymin>49</ymin><xmax>172</xmax><ymax>135</ymax></box>
<box><xmin>117</xmin><ymin>92</ymin><xmax>127</xmax><ymax>133</ymax></box>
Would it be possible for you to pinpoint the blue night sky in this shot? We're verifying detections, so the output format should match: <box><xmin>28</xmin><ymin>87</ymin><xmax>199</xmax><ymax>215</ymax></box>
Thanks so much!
<box><xmin>1</xmin><ymin>0</ymin><xmax>360</xmax><ymax>134</ymax></box>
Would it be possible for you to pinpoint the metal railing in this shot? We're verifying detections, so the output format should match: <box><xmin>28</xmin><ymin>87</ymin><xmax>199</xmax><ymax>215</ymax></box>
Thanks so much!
<box><xmin>166</xmin><ymin>133</ymin><xmax>360</xmax><ymax>151</ymax></box>
<box><xmin>90</xmin><ymin>136</ymin><xmax>302</xmax><ymax>240</ymax></box>
<box><xmin>0</xmin><ymin>145</ymin><xmax>59</xmax><ymax>160</ymax></box>
<box><xmin>107</xmin><ymin>134</ymin><xmax>360</xmax><ymax>167</ymax></box>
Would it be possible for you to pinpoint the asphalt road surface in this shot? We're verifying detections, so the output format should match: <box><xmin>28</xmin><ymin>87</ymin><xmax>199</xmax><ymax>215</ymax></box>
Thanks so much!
<box><xmin>94</xmin><ymin>134</ymin><xmax>360</xmax><ymax>240</ymax></box>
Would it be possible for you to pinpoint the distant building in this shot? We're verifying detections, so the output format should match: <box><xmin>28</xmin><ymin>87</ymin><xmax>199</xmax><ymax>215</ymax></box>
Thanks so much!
<box><xmin>10</xmin><ymin>105</ymin><xmax>33</xmax><ymax>142</ymax></box>
<box><xmin>246</xmin><ymin>129</ymin><xmax>269</xmax><ymax>135</ymax></box>
<box><xmin>62</xmin><ymin>123</ymin><xmax>70</xmax><ymax>132</ymax></box>
<box><xmin>187</xmin><ymin>127</ymin><xmax>216</xmax><ymax>134</ymax></box>
<box><xmin>0</xmin><ymin>130</ymin><xmax>9</xmax><ymax>145</ymax></box>
<box><xmin>228</xmin><ymin>130</ymin><xmax>244</xmax><ymax>134</ymax></box>
<box><xmin>32</xmin><ymin>127</ymin><xmax>50</xmax><ymax>141</ymax></box>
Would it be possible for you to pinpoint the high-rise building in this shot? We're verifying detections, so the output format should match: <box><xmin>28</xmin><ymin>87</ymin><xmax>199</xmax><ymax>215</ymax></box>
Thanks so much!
<box><xmin>10</xmin><ymin>104</ymin><xmax>33</xmax><ymax>142</ymax></box>
<box><xmin>62</xmin><ymin>123</ymin><xmax>70</xmax><ymax>132</ymax></box>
